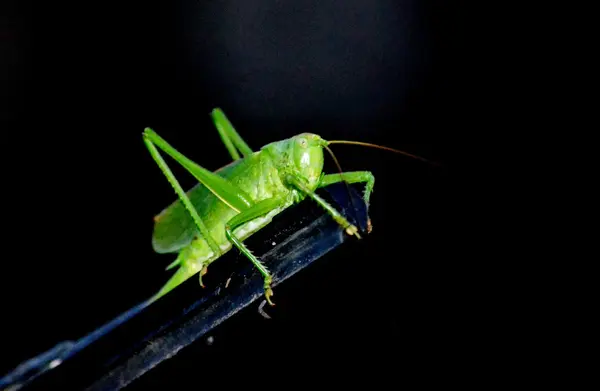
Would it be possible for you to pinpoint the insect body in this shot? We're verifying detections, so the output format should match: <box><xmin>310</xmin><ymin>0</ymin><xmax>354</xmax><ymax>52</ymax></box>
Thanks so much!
<box><xmin>144</xmin><ymin>108</ymin><xmax>377</xmax><ymax>305</ymax></box>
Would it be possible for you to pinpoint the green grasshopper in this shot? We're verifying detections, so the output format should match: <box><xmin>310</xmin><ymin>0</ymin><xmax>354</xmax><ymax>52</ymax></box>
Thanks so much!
<box><xmin>144</xmin><ymin>108</ymin><xmax>431</xmax><ymax>305</ymax></box>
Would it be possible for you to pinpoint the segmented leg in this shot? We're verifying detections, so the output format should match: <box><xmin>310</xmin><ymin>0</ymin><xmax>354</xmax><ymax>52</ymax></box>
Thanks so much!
<box><xmin>144</xmin><ymin>124</ymin><xmax>263</xmax><ymax>303</ymax></box>
<box><xmin>143</xmin><ymin>129</ymin><xmax>222</xmax><ymax>256</ymax></box>
<box><xmin>211</xmin><ymin>108</ymin><xmax>253</xmax><ymax>160</ymax></box>
<box><xmin>285</xmin><ymin>174</ymin><xmax>362</xmax><ymax>239</ymax></box>
<box><xmin>318</xmin><ymin>171</ymin><xmax>375</xmax><ymax>206</ymax></box>
<box><xmin>225</xmin><ymin>196</ymin><xmax>286</xmax><ymax>306</ymax></box>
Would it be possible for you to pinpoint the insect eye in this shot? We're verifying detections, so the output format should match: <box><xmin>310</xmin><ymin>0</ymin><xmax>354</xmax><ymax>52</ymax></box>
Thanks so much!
<box><xmin>298</xmin><ymin>138</ymin><xmax>308</xmax><ymax>148</ymax></box>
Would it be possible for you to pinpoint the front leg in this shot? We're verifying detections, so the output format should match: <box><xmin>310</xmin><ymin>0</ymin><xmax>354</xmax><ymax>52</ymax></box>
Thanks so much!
<box><xmin>143</xmin><ymin>128</ymin><xmax>222</xmax><ymax>256</ymax></box>
<box><xmin>285</xmin><ymin>174</ymin><xmax>361</xmax><ymax>239</ymax></box>
<box><xmin>318</xmin><ymin>171</ymin><xmax>375</xmax><ymax>206</ymax></box>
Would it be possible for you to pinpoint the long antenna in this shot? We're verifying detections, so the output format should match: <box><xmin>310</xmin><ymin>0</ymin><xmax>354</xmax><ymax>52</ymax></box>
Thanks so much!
<box><xmin>326</xmin><ymin>140</ymin><xmax>439</xmax><ymax>166</ymax></box>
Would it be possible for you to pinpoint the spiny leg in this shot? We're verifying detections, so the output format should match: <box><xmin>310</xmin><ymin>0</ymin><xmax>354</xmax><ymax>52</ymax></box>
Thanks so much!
<box><xmin>145</xmin><ymin>126</ymin><xmax>262</xmax><ymax>302</ymax></box>
<box><xmin>210</xmin><ymin>108</ymin><xmax>254</xmax><ymax>160</ymax></box>
<box><xmin>144</xmin><ymin>128</ymin><xmax>255</xmax><ymax>213</ymax></box>
<box><xmin>285</xmin><ymin>174</ymin><xmax>361</xmax><ymax>239</ymax></box>
<box><xmin>318</xmin><ymin>171</ymin><xmax>375</xmax><ymax>206</ymax></box>
<box><xmin>318</xmin><ymin>171</ymin><xmax>375</xmax><ymax>233</ymax></box>
<box><xmin>225</xmin><ymin>196</ymin><xmax>286</xmax><ymax>306</ymax></box>
<box><xmin>143</xmin><ymin>130</ymin><xmax>222</xmax><ymax>256</ymax></box>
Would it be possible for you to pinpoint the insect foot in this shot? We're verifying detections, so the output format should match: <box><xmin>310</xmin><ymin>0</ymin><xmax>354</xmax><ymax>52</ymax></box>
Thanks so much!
<box><xmin>345</xmin><ymin>224</ymin><xmax>362</xmax><ymax>240</ymax></box>
<box><xmin>198</xmin><ymin>265</ymin><xmax>208</xmax><ymax>288</ymax></box>
<box><xmin>264</xmin><ymin>277</ymin><xmax>275</xmax><ymax>306</ymax></box>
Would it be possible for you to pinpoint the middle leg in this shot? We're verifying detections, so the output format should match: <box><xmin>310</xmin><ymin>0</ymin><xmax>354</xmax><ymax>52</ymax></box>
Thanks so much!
<box><xmin>224</xmin><ymin>196</ymin><xmax>286</xmax><ymax>306</ymax></box>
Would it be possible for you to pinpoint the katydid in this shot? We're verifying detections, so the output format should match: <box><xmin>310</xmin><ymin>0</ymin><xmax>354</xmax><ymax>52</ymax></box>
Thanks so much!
<box><xmin>144</xmin><ymin>108</ymin><xmax>433</xmax><ymax>306</ymax></box>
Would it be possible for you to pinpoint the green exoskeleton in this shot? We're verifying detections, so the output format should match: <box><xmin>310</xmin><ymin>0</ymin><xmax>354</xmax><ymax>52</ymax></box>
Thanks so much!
<box><xmin>144</xmin><ymin>108</ymin><xmax>430</xmax><ymax>305</ymax></box>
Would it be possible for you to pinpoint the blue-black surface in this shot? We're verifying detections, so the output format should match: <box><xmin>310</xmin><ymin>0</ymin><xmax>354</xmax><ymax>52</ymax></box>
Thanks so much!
<box><xmin>2</xmin><ymin>182</ymin><xmax>370</xmax><ymax>391</ymax></box>
<box><xmin>2</xmin><ymin>1</ymin><xmax>488</xmax><ymax>388</ymax></box>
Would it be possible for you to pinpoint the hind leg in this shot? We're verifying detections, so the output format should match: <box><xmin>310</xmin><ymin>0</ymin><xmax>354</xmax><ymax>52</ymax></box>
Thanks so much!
<box><xmin>210</xmin><ymin>108</ymin><xmax>253</xmax><ymax>160</ymax></box>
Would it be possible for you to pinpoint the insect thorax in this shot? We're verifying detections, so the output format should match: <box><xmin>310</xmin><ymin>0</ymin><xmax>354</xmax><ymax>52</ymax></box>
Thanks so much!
<box><xmin>261</xmin><ymin>134</ymin><xmax>325</xmax><ymax>193</ymax></box>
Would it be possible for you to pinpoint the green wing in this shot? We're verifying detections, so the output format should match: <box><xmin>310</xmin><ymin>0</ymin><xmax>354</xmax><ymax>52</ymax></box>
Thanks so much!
<box><xmin>151</xmin><ymin>160</ymin><xmax>243</xmax><ymax>254</ymax></box>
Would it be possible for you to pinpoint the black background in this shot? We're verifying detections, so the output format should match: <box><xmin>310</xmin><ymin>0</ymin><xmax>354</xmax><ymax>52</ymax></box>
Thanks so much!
<box><xmin>1</xmin><ymin>0</ymin><xmax>502</xmax><ymax>386</ymax></box>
